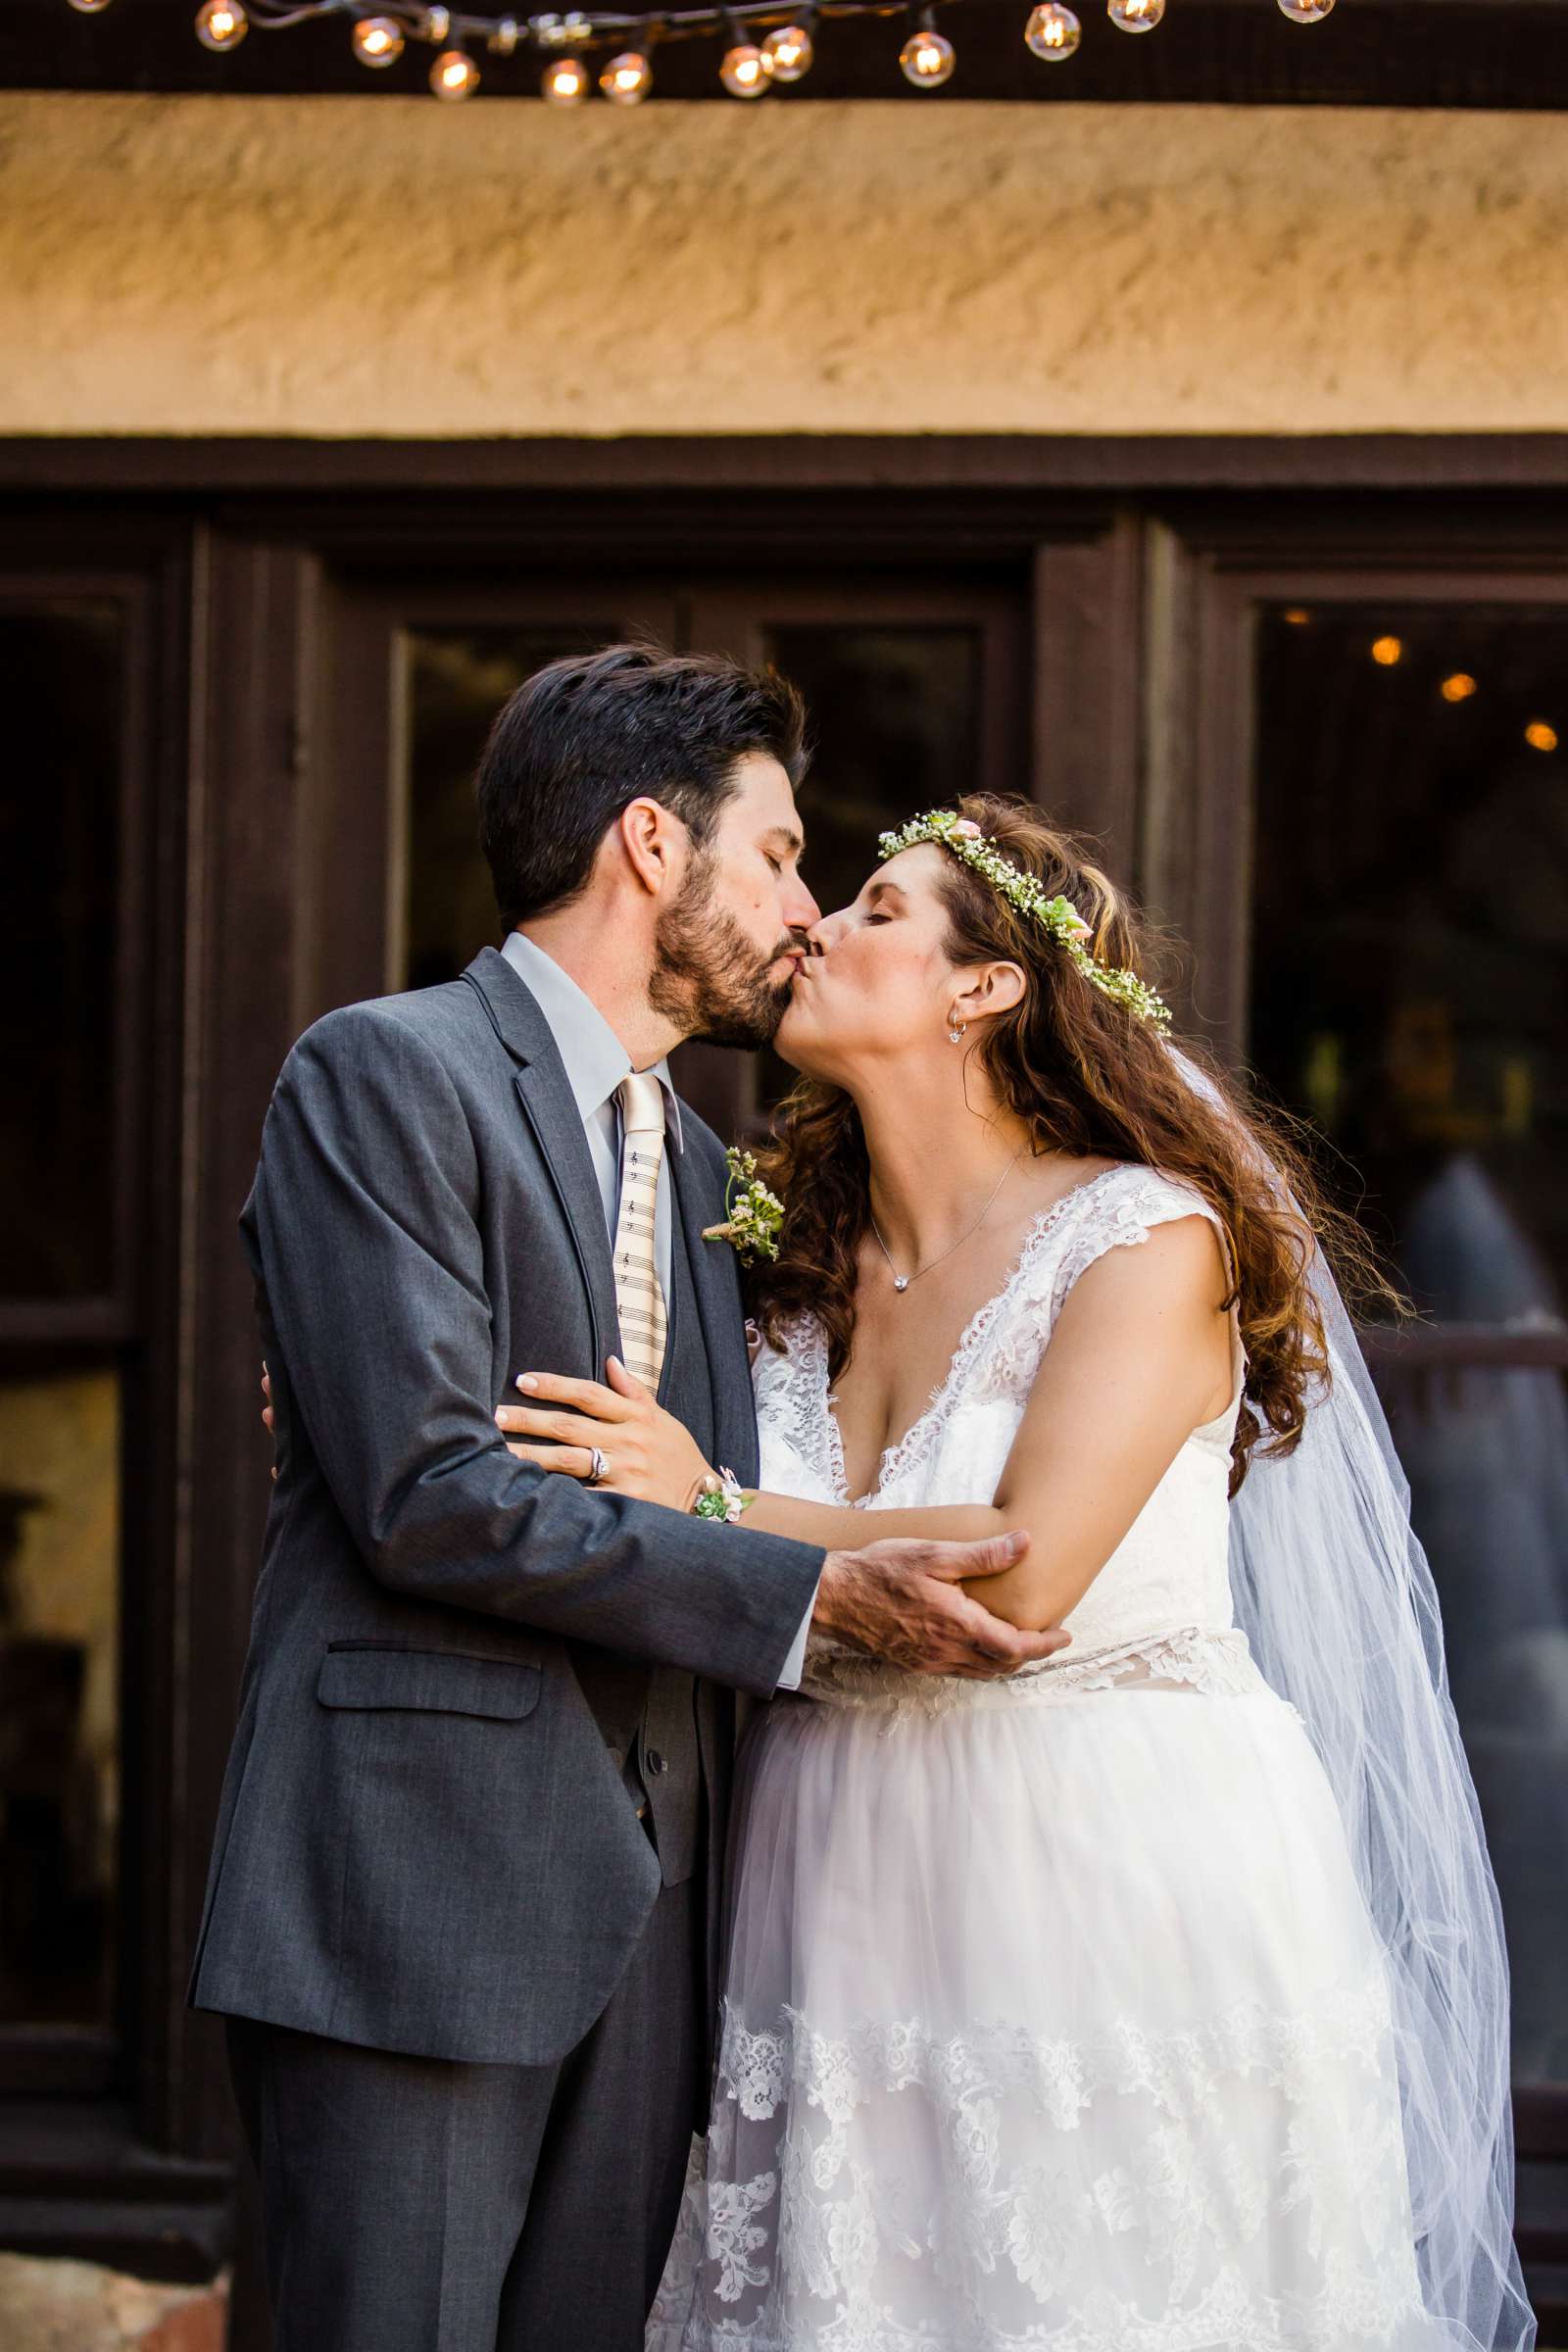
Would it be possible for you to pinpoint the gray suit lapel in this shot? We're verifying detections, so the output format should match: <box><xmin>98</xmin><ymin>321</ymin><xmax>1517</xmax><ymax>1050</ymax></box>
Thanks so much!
<box><xmin>461</xmin><ymin>948</ymin><xmax>619</xmax><ymax>1369</ymax></box>
<box><xmin>669</xmin><ymin>1135</ymin><xmax>760</xmax><ymax>1486</ymax></box>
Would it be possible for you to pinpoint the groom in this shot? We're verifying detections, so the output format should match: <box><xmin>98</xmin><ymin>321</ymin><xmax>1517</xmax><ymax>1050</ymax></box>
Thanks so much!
<box><xmin>190</xmin><ymin>643</ymin><xmax>1063</xmax><ymax>2352</ymax></box>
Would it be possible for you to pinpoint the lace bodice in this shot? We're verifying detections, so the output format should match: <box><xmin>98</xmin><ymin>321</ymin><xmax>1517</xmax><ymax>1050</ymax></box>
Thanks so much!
<box><xmin>754</xmin><ymin>1163</ymin><xmax>1264</xmax><ymax>1714</ymax></box>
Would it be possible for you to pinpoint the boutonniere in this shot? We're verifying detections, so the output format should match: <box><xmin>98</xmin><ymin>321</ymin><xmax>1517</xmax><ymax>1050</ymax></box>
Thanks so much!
<box><xmin>703</xmin><ymin>1148</ymin><xmax>784</xmax><ymax>1266</ymax></box>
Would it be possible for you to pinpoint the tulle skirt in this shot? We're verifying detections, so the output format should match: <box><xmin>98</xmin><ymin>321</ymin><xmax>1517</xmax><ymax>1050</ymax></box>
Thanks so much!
<box><xmin>647</xmin><ymin>1668</ymin><xmax>1461</xmax><ymax>2351</ymax></box>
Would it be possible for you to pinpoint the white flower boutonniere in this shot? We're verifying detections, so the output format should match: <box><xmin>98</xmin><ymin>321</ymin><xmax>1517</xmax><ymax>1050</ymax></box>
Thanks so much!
<box><xmin>703</xmin><ymin>1148</ymin><xmax>784</xmax><ymax>1266</ymax></box>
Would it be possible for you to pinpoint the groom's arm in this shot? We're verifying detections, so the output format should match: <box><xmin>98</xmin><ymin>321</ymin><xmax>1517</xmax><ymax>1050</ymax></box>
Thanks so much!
<box><xmin>249</xmin><ymin>1003</ymin><xmax>825</xmax><ymax>1697</ymax></box>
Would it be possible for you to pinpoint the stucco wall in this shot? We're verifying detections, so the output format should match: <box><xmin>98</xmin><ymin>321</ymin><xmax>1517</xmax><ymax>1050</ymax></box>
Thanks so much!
<box><xmin>2</xmin><ymin>89</ymin><xmax>1565</xmax><ymax>436</ymax></box>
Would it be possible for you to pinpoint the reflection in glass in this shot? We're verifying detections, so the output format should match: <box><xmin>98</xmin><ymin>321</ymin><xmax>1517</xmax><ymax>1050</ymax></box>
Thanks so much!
<box><xmin>0</xmin><ymin>605</ymin><xmax>122</xmax><ymax>1298</ymax></box>
<box><xmin>1250</xmin><ymin>603</ymin><xmax>1568</xmax><ymax>2083</ymax></box>
<box><xmin>404</xmin><ymin>626</ymin><xmax>619</xmax><ymax>990</ymax></box>
<box><xmin>757</xmin><ymin>625</ymin><xmax>982</xmax><ymax>1110</ymax></box>
<box><xmin>0</xmin><ymin>1365</ymin><xmax>121</xmax><ymax>2029</ymax></box>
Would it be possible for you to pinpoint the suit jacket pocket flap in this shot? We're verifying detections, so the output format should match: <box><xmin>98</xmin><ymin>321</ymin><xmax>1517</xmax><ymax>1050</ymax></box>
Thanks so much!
<box><xmin>317</xmin><ymin>1647</ymin><xmax>542</xmax><ymax>1720</ymax></box>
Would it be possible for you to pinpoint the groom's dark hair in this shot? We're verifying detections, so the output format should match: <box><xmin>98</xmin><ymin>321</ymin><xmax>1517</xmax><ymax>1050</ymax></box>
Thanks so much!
<box><xmin>477</xmin><ymin>640</ymin><xmax>808</xmax><ymax>929</ymax></box>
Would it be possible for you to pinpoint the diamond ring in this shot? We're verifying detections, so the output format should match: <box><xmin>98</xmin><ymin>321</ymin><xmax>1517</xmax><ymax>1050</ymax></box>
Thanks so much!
<box><xmin>586</xmin><ymin>1446</ymin><xmax>611</xmax><ymax>1486</ymax></box>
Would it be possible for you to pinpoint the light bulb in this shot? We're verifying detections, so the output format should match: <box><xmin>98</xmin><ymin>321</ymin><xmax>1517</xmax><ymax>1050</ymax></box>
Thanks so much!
<box><xmin>1024</xmin><ymin>2</ymin><xmax>1080</xmax><ymax>56</ymax></box>
<box><xmin>1440</xmin><ymin>673</ymin><xmax>1477</xmax><ymax>703</ymax></box>
<box><xmin>900</xmin><ymin>24</ymin><xmax>956</xmax><ymax>85</ymax></box>
<box><xmin>541</xmin><ymin>53</ymin><xmax>590</xmax><ymax>103</ymax></box>
<box><xmin>1107</xmin><ymin>0</ymin><xmax>1162</xmax><ymax>29</ymax></box>
<box><xmin>1371</xmin><ymin>635</ymin><xmax>1402</xmax><ymax>667</ymax></box>
<box><xmin>488</xmin><ymin>15</ymin><xmax>519</xmax><ymax>53</ymax></box>
<box><xmin>67</xmin><ymin>0</ymin><xmax>115</xmax><ymax>14</ymax></box>
<box><xmin>721</xmin><ymin>41</ymin><xmax>770</xmax><ymax>95</ymax></box>
<box><xmin>601</xmin><ymin>47</ymin><xmax>653</xmax><ymax>102</ymax></box>
<box><xmin>1525</xmin><ymin>720</ymin><xmax>1558</xmax><ymax>752</ymax></box>
<box><xmin>761</xmin><ymin>22</ymin><xmax>814</xmax><ymax>78</ymax></box>
<box><xmin>195</xmin><ymin>0</ymin><xmax>249</xmax><ymax>51</ymax></box>
<box><xmin>1278</xmin><ymin>0</ymin><xmax>1335</xmax><ymax>19</ymax></box>
<box><xmin>422</xmin><ymin>4</ymin><xmax>451</xmax><ymax>38</ymax></box>
<box><xmin>430</xmin><ymin>45</ymin><xmax>479</xmax><ymax>95</ymax></box>
<box><xmin>352</xmin><ymin>14</ymin><xmax>405</xmax><ymax>67</ymax></box>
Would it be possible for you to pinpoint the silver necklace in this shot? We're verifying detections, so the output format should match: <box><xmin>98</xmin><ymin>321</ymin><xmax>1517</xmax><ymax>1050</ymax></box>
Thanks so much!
<box><xmin>869</xmin><ymin>1151</ymin><xmax>1027</xmax><ymax>1295</ymax></box>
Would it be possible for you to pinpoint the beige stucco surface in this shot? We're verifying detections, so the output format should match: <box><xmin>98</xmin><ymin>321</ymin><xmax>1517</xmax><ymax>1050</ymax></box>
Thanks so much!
<box><xmin>2</xmin><ymin>88</ymin><xmax>1565</xmax><ymax>436</ymax></box>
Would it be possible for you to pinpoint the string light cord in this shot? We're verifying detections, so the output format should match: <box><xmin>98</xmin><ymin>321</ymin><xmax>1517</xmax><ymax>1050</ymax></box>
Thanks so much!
<box><xmin>74</xmin><ymin>0</ymin><xmax>1345</xmax><ymax>93</ymax></box>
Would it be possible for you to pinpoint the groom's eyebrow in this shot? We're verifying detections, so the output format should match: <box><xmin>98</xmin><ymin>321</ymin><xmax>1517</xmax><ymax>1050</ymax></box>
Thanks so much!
<box><xmin>762</xmin><ymin>824</ymin><xmax>805</xmax><ymax>857</ymax></box>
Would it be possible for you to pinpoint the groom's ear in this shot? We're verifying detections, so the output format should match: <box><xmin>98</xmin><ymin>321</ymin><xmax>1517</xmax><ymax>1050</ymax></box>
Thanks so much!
<box><xmin>612</xmin><ymin>796</ymin><xmax>685</xmax><ymax>900</ymax></box>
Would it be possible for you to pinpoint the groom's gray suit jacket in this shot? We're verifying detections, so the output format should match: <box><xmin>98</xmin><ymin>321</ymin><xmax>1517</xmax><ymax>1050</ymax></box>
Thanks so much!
<box><xmin>188</xmin><ymin>945</ymin><xmax>825</xmax><ymax>2071</ymax></box>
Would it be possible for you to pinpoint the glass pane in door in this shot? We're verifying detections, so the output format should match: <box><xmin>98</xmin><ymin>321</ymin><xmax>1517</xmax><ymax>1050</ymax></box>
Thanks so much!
<box><xmin>1249</xmin><ymin>600</ymin><xmax>1568</xmax><ymax>2083</ymax></box>
<box><xmin>0</xmin><ymin>604</ymin><xmax>122</xmax><ymax>1299</ymax></box>
<box><xmin>403</xmin><ymin>624</ymin><xmax>622</xmax><ymax>989</ymax></box>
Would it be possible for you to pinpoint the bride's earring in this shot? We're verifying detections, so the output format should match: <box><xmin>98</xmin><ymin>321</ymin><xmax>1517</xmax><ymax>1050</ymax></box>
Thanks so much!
<box><xmin>948</xmin><ymin>1013</ymin><xmax>964</xmax><ymax>1045</ymax></box>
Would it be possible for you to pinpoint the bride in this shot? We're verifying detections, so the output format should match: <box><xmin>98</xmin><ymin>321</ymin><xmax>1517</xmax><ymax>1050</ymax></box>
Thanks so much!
<box><xmin>499</xmin><ymin>797</ymin><xmax>1534</xmax><ymax>2351</ymax></box>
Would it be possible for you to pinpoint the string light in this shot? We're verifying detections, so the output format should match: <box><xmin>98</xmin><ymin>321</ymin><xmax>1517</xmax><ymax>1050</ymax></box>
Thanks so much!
<box><xmin>195</xmin><ymin>0</ymin><xmax>249</xmax><ymax>51</ymax></box>
<box><xmin>761</xmin><ymin>19</ymin><xmax>813</xmax><ymax>77</ymax></box>
<box><xmin>601</xmin><ymin>44</ymin><xmax>653</xmax><ymax>98</ymax></box>
<box><xmin>1025</xmin><ymin>2</ymin><xmax>1079</xmax><ymax>57</ymax></box>
<box><xmin>1525</xmin><ymin>720</ymin><xmax>1558</xmax><ymax>753</ymax></box>
<box><xmin>430</xmin><ymin>42</ymin><xmax>480</xmax><ymax>89</ymax></box>
<box><xmin>352</xmin><ymin>13</ymin><xmax>406</xmax><ymax>63</ymax></box>
<box><xmin>720</xmin><ymin>28</ymin><xmax>770</xmax><ymax>92</ymax></box>
<box><xmin>1440</xmin><ymin>672</ymin><xmax>1477</xmax><ymax>703</ymax></box>
<box><xmin>900</xmin><ymin>10</ymin><xmax>956</xmax><ymax>85</ymax></box>
<box><xmin>541</xmin><ymin>50</ymin><xmax>591</xmax><ymax>96</ymax></box>
<box><xmin>1371</xmin><ymin>635</ymin><xmax>1403</xmax><ymax>666</ymax></box>
<box><xmin>74</xmin><ymin>0</ymin><xmax>1340</xmax><ymax>106</ymax></box>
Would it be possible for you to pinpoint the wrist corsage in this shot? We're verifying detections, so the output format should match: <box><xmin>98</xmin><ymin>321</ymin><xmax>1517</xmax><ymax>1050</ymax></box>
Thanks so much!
<box><xmin>691</xmin><ymin>1466</ymin><xmax>753</xmax><ymax>1523</ymax></box>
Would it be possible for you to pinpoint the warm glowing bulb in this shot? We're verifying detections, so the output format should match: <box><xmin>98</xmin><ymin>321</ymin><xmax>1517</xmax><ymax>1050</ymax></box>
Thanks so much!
<box><xmin>67</xmin><ymin>0</ymin><xmax>115</xmax><ymax>14</ymax></box>
<box><xmin>1025</xmin><ymin>3</ymin><xmax>1081</xmax><ymax>58</ymax></box>
<box><xmin>1107</xmin><ymin>0</ymin><xmax>1162</xmax><ymax>29</ymax></box>
<box><xmin>1525</xmin><ymin>719</ymin><xmax>1558</xmax><ymax>752</ymax></box>
<box><xmin>762</xmin><ymin>22</ymin><xmax>814</xmax><ymax>77</ymax></box>
<box><xmin>900</xmin><ymin>25</ymin><xmax>956</xmax><ymax>84</ymax></box>
<box><xmin>195</xmin><ymin>0</ymin><xmax>248</xmax><ymax>50</ymax></box>
<box><xmin>352</xmin><ymin>14</ymin><xmax>405</xmax><ymax>66</ymax></box>
<box><xmin>1370</xmin><ymin>635</ymin><xmax>1402</xmax><ymax>666</ymax></box>
<box><xmin>1278</xmin><ymin>0</ymin><xmax>1335</xmax><ymax>20</ymax></box>
<box><xmin>422</xmin><ymin>4</ymin><xmax>451</xmax><ymax>38</ymax></box>
<box><xmin>1281</xmin><ymin>608</ymin><xmax>1311</xmax><ymax>625</ymax></box>
<box><xmin>721</xmin><ymin>41</ymin><xmax>770</xmax><ymax>95</ymax></box>
<box><xmin>430</xmin><ymin>45</ymin><xmax>479</xmax><ymax>95</ymax></box>
<box><xmin>542</xmin><ymin>53</ymin><xmax>590</xmax><ymax>103</ymax></box>
<box><xmin>601</xmin><ymin>47</ymin><xmax>653</xmax><ymax>102</ymax></box>
<box><xmin>1440</xmin><ymin>672</ymin><xmax>1477</xmax><ymax>703</ymax></box>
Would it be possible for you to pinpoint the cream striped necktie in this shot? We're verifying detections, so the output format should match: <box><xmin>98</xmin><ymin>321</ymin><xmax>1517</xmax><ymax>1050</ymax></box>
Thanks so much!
<box><xmin>612</xmin><ymin>1071</ymin><xmax>668</xmax><ymax>1394</ymax></box>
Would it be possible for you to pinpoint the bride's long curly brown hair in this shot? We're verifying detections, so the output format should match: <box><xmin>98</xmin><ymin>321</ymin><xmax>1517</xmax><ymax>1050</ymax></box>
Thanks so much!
<box><xmin>748</xmin><ymin>794</ymin><xmax>1396</xmax><ymax>1494</ymax></box>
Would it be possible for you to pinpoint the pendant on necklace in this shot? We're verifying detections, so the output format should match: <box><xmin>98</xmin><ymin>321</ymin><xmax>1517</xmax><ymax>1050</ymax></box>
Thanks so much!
<box><xmin>894</xmin><ymin>1275</ymin><xmax>909</xmax><ymax>1293</ymax></box>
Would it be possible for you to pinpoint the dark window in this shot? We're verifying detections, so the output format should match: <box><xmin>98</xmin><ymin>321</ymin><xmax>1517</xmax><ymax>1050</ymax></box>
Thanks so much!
<box><xmin>1250</xmin><ymin>600</ymin><xmax>1568</xmax><ymax>2087</ymax></box>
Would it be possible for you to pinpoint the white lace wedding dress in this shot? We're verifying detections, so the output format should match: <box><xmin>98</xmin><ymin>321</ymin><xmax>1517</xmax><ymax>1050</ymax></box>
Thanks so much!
<box><xmin>647</xmin><ymin>1164</ymin><xmax>1446</xmax><ymax>2352</ymax></box>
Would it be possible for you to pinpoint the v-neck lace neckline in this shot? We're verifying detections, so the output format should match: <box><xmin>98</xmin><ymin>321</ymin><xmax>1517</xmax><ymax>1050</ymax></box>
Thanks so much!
<box><xmin>820</xmin><ymin>1163</ymin><xmax>1128</xmax><ymax>1508</ymax></box>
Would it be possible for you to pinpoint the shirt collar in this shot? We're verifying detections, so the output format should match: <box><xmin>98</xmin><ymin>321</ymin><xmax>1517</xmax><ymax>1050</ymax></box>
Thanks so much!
<box><xmin>499</xmin><ymin>929</ymin><xmax>684</xmax><ymax>1152</ymax></box>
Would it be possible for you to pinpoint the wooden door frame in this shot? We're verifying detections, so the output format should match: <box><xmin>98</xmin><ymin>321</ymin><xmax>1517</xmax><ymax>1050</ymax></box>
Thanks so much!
<box><xmin>4</xmin><ymin>434</ymin><xmax>1565</xmax><ymax>2338</ymax></box>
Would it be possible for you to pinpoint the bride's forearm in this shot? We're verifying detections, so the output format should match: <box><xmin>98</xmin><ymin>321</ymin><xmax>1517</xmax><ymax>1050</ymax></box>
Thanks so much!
<box><xmin>738</xmin><ymin>1491</ymin><xmax>1007</xmax><ymax>1552</ymax></box>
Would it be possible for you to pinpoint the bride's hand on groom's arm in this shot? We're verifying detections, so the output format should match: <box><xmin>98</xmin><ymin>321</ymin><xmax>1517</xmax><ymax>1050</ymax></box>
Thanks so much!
<box><xmin>493</xmin><ymin>1357</ymin><xmax>715</xmax><ymax>1510</ymax></box>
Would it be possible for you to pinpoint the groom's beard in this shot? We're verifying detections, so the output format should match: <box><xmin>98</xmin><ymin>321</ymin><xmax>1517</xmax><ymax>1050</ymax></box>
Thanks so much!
<box><xmin>648</xmin><ymin>853</ymin><xmax>797</xmax><ymax>1051</ymax></box>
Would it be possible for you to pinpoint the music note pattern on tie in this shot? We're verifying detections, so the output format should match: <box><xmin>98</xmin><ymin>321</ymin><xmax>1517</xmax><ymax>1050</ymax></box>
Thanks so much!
<box><xmin>612</xmin><ymin>1071</ymin><xmax>668</xmax><ymax>1393</ymax></box>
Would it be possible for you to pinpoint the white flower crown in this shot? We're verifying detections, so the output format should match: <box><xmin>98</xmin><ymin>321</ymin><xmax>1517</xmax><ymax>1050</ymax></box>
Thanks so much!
<box><xmin>877</xmin><ymin>808</ymin><xmax>1173</xmax><ymax>1029</ymax></box>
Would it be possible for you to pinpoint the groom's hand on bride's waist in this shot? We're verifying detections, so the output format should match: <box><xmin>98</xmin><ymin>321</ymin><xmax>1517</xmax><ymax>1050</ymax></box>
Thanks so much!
<box><xmin>814</xmin><ymin>1532</ymin><xmax>1071</xmax><ymax>1679</ymax></box>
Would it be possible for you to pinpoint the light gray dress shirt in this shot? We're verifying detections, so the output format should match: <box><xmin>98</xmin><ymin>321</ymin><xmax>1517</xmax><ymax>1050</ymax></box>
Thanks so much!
<box><xmin>501</xmin><ymin>929</ymin><xmax>815</xmax><ymax>1690</ymax></box>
